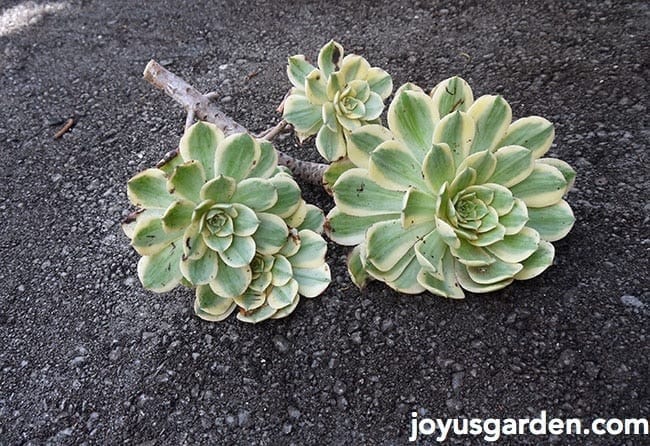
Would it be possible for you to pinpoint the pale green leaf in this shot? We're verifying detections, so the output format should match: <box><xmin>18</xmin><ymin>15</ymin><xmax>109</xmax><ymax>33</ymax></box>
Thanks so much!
<box><xmin>294</xmin><ymin>263</ymin><xmax>331</xmax><ymax>297</ymax></box>
<box><xmin>248</xmin><ymin>141</ymin><xmax>279</xmax><ymax>179</ymax></box>
<box><xmin>279</xmin><ymin>231</ymin><xmax>300</xmax><ymax>257</ymax></box>
<box><xmin>283</xmin><ymin>93</ymin><xmax>323</xmax><ymax>136</ymax></box>
<box><xmin>455</xmin><ymin>261</ymin><xmax>513</xmax><ymax>293</ymax></box>
<box><xmin>297</xmin><ymin>204</ymin><xmax>325</xmax><ymax>233</ymax></box>
<box><xmin>470</xmin><ymin>223</ymin><xmax>506</xmax><ymax>247</ymax></box>
<box><xmin>234</xmin><ymin>291</ymin><xmax>266</xmax><ymax>311</ymax></box>
<box><xmin>209</xmin><ymin>258</ymin><xmax>252</xmax><ymax>299</ymax></box>
<box><xmin>467</xmin><ymin>258</ymin><xmax>522</xmax><ymax>284</ymax></box>
<box><xmin>468</xmin><ymin>95</ymin><xmax>512</xmax><ymax>153</ymax></box>
<box><xmin>316</xmin><ymin>124</ymin><xmax>346</xmax><ymax>161</ymax></box>
<box><xmin>183</xmin><ymin>223</ymin><xmax>207</xmax><ymax>260</ymax></box>
<box><xmin>270</xmin><ymin>255</ymin><xmax>293</xmax><ymax>286</ymax></box>
<box><xmin>422</xmin><ymin>143</ymin><xmax>455</xmax><ymax>193</ymax></box>
<box><xmin>366</xmin><ymin>67</ymin><xmax>393</xmax><ymax>99</ymax></box>
<box><xmin>448</xmin><ymin>167</ymin><xmax>477</xmax><ymax>197</ymax></box>
<box><xmin>332</xmin><ymin>168</ymin><xmax>405</xmax><ymax>217</ymax></box>
<box><xmin>122</xmin><ymin>209</ymin><xmax>162</xmax><ymax>240</ymax></box>
<box><xmin>414</xmin><ymin>229</ymin><xmax>447</xmax><ymax>273</ymax></box>
<box><xmin>137</xmin><ymin>242</ymin><xmax>183</xmax><ymax>292</ymax></box>
<box><xmin>288</xmin><ymin>230</ymin><xmax>327</xmax><ymax>268</ymax></box>
<box><xmin>363</xmin><ymin>91</ymin><xmax>384</xmax><ymax>120</ymax></box>
<box><xmin>322</xmin><ymin>101</ymin><xmax>338</xmax><ymax>131</ymax></box>
<box><xmin>252</xmin><ymin>212</ymin><xmax>289</xmax><ymax>255</ymax></box>
<box><xmin>347</xmin><ymin>245</ymin><xmax>370</xmax><ymax>289</ymax></box>
<box><xmin>514</xmin><ymin>239</ymin><xmax>555</xmax><ymax>280</ymax></box>
<box><xmin>488</xmin><ymin>145</ymin><xmax>534</xmax><ymax>188</ymax></box>
<box><xmin>132</xmin><ymin>217</ymin><xmax>182</xmax><ymax>256</ymax></box>
<box><xmin>284</xmin><ymin>199</ymin><xmax>307</xmax><ymax>228</ymax></box>
<box><xmin>526</xmin><ymin>199</ymin><xmax>575</xmax><ymax>242</ymax></box>
<box><xmin>416</xmin><ymin>251</ymin><xmax>464</xmax><ymax>298</ymax></box>
<box><xmin>401</xmin><ymin>187</ymin><xmax>437</xmax><ymax>228</ymax></box>
<box><xmin>270</xmin><ymin>296</ymin><xmax>301</xmax><ymax>319</ymax></box>
<box><xmin>349</xmin><ymin>79</ymin><xmax>370</xmax><ymax>102</ymax></box>
<box><xmin>200</xmin><ymin>175</ymin><xmax>236</xmax><ymax>204</ymax></box>
<box><xmin>287</xmin><ymin>55</ymin><xmax>316</xmax><ymax>89</ymax></box>
<box><xmin>485</xmin><ymin>183</ymin><xmax>515</xmax><ymax>216</ymax></box>
<box><xmin>325</xmin><ymin>207</ymin><xmax>397</xmax><ymax>246</ymax></box>
<box><xmin>386</xmin><ymin>255</ymin><xmax>427</xmax><ymax>295</ymax></box>
<box><xmin>537</xmin><ymin>158</ymin><xmax>576</xmax><ymax>190</ymax></box>
<box><xmin>430</xmin><ymin>76</ymin><xmax>474</xmax><ymax>117</ymax></box>
<box><xmin>194</xmin><ymin>285</ymin><xmax>236</xmax><ymax>321</ymax></box>
<box><xmin>366</xmin><ymin>219</ymin><xmax>435</xmax><ymax>272</ymax></box>
<box><xmin>477</xmin><ymin>206</ymin><xmax>499</xmax><ymax>233</ymax></box>
<box><xmin>485</xmin><ymin>226</ymin><xmax>540</xmax><ymax>263</ymax></box>
<box><xmin>161</xmin><ymin>200</ymin><xmax>194</xmax><ymax>233</ymax></box>
<box><xmin>432</xmin><ymin>111</ymin><xmax>475</xmax><ymax>167</ymax></box>
<box><xmin>368</xmin><ymin>141</ymin><xmax>429</xmax><ymax>192</ymax></box>
<box><xmin>214</xmin><ymin>133</ymin><xmax>260</xmax><ymax>182</ymax></box>
<box><xmin>367</xmin><ymin>245</ymin><xmax>415</xmax><ymax>283</ymax></box>
<box><xmin>219</xmin><ymin>235</ymin><xmax>256</xmax><ymax>268</ymax></box>
<box><xmin>180</xmin><ymin>249</ymin><xmax>218</xmax><ymax>285</ymax></box>
<box><xmin>236</xmin><ymin>303</ymin><xmax>276</xmax><ymax>323</ymax></box>
<box><xmin>326</xmin><ymin>72</ymin><xmax>345</xmax><ymax>101</ymax></box>
<box><xmin>203</xmin><ymin>232</ymin><xmax>233</xmax><ymax>253</ymax></box>
<box><xmin>268</xmin><ymin>278</ymin><xmax>299</xmax><ymax>309</ymax></box>
<box><xmin>317</xmin><ymin>40</ymin><xmax>344</xmax><ymax>77</ymax></box>
<box><xmin>322</xmin><ymin>158</ymin><xmax>356</xmax><ymax>194</ymax></box>
<box><xmin>168</xmin><ymin>160</ymin><xmax>206</xmax><ymax>202</ymax></box>
<box><xmin>264</xmin><ymin>174</ymin><xmax>302</xmax><ymax>218</ymax></box>
<box><xmin>436</xmin><ymin>217</ymin><xmax>461</xmax><ymax>249</ymax></box>
<box><xmin>456</xmin><ymin>149</ymin><xmax>497</xmax><ymax>184</ymax></box>
<box><xmin>510</xmin><ymin>163</ymin><xmax>568</xmax><ymax>208</ymax></box>
<box><xmin>305</xmin><ymin>69</ymin><xmax>328</xmax><ymax>104</ymax></box>
<box><xmin>388</xmin><ymin>89</ymin><xmax>439</xmax><ymax>160</ymax></box>
<box><xmin>231</xmin><ymin>204</ymin><xmax>260</xmax><ymax>237</ymax></box>
<box><xmin>498</xmin><ymin>116</ymin><xmax>555</xmax><ymax>159</ymax></box>
<box><xmin>179</xmin><ymin>121</ymin><xmax>223</xmax><ymax>178</ymax></box>
<box><xmin>127</xmin><ymin>168</ymin><xmax>173</xmax><ymax>209</ymax></box>
<box><xmin>230</xmin><ymin>178</ymin><xmax>278</xmax><ymax>212</ymax></box>
<box><xmin>450</xmin><ymin>239</ymin><xmax>496</xmax><ymax>267</ymax></box>
<box><xmin>340</xmin><ymin>54</ymin><xmax>370</xmax><ymax>82</ymax></box>
<box><xmin>499</xmin><ymin>198</ymin><xmax>529</xmax><ymax>235</ymax></box>
<box><xmin>347</xmin><ymin>124</ymin><xmax>393</xmax><ymax>169</ymax></box>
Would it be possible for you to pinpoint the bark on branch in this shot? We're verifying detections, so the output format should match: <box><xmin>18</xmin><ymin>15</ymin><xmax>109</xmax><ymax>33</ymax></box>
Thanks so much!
<box><xmin>143</xmin><ymin>60</ymin><xmax>327</xmax><ymax>186</ymax></box>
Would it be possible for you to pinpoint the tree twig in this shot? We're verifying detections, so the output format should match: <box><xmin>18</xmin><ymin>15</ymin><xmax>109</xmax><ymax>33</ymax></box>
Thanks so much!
<box><xmin>258</xmin><ymin>119</ymin><xmax>290</xmax><ymax>141</ymax></box>
<box><xmin>54</xmin><ymin>118</ymin><xmax>75</xmax><ymax>139</ymax></box>
<box><xmin>143</xmin><ymin>60</ymin><xmax>326</xmax><ymax>185</ymax></box>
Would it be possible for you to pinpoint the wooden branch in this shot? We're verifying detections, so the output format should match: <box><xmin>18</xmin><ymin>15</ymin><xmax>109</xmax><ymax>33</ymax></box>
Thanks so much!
<box><xmin>143</xmin><ymin>60</ymin><xmax>327</xmax><ymax>185</ymax></box>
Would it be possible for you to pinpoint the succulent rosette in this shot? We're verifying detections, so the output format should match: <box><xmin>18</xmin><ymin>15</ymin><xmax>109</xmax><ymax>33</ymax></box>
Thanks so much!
<box><xmin>283</xmin><ymin>40</ymin><xmax>393</xmax><ymax>162</ymax></box>
<box><xmin>326</xmin><ymin>77</ymin><xmax>576</xmax><ymax>297</ymax></box>
<box><xmin>123</xmin><ymin>122</ymin><xmax>330</xmax><ymax>322</ymax></box>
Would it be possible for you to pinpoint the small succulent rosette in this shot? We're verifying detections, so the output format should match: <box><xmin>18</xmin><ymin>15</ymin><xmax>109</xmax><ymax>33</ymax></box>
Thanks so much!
<box><xmin>283</xmin><ymin>40</ymin><xmax>393</xmax><ymax>162</ymax></box>
<box><xmin>123</xmin><ymin>122</ymin><xmax>331</xmax><ymax>322</ymax></box>
<box><xmin>326</xmin><ymin>77</ymin><xmax>576</xmax><ymax>297</ymax></box>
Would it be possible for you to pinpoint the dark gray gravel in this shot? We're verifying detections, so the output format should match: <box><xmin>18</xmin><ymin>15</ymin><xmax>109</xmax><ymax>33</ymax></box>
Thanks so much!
<box><xmin>1</xmin><ymin>0</ymin><xmax>648</xmax><ymax>445</ymax></box>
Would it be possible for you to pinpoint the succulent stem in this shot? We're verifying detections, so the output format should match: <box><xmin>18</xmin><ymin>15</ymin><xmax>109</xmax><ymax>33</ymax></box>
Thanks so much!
<box><xmin>143</xmin><ymin>60</ymin><xmax>327</xmax><ymax>185</ymax></box>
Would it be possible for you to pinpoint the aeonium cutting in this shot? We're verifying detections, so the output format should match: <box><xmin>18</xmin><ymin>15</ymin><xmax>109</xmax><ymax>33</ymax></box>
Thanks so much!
<box><xmin>326</xmin><ymin>77</ymin><xmax>576</xmax><ymax>297</ymax></box>
<box><xmin>283</xmin><ymin>40</ymin><xmax>393</xmax><ymax>162</ymax></box>
<box><xmin>123</xmin><ymin>122</ymin><xmax>331</xmax><ymax>323</ymax></box>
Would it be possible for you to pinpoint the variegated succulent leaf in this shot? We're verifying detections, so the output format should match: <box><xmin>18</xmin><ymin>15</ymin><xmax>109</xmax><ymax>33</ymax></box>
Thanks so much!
<box><xmin>283</xmin><ymin>40</ymin><xmax>393</xmax><ymax>162</ymax></box>
<box><xmin>326</xmin><ymin>77</ymin><xmax>576</xmax><ymax>298</ymax></box>
<box><xmin>123</xmin><ymin>121</ymin><xmax>331</xmax><ymax>322</ymax></box>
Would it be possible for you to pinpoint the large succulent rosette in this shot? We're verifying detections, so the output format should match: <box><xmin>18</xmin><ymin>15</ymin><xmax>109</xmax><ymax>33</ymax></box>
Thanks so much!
<box><xmin>123</xmin><ymin>122</ymin><xmax>331</xmax><ymax>322</ymax></box>
<box><xmin>326</xmin><ymin>77</ymin><xmax>576</xmax><ymax>297</ymax></box>
<box><xmin>283</xmin><ymin>40</ymin><xmax>393</xmax><ymax>162</ymax></box>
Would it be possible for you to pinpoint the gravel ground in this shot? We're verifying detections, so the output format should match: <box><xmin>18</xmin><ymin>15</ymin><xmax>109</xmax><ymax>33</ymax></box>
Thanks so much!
<box><xmin>0</xmin><ymin>0</ymin><xmax>648</xmax><ymax>444</ymax></box>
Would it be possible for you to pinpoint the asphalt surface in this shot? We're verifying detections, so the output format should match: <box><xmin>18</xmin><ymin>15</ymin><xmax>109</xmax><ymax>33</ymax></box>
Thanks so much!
<box><xmin>0</xmin><ymin>0</ymin><xmax>648</xmax><ymax>444</ymax></box>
